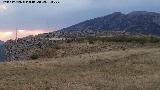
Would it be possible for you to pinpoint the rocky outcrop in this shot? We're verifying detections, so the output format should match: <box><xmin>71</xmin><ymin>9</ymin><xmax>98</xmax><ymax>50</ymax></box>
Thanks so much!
<box><xmin>4</xmin><ymin>32</ymin><xmax>67</xmax><ymax>61</ymax></box>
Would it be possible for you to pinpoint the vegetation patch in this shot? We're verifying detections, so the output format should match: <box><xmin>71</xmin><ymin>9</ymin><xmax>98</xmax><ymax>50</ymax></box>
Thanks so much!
<box><xmin>30</xmin><ymin>53</ymin><xmax>39</xmax><ymax>60</ymax></box>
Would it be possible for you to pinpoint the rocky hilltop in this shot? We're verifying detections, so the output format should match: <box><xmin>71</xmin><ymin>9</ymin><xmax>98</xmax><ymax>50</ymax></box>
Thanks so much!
<box><xmin>61</xmin><ymin>11</ymin><xmax>160</xmax><ymax>35</ymax></box>
<box><xmin>4</xmin><ymin>32</ymin><xmax>62</xmax><ymax>60</ymax></box>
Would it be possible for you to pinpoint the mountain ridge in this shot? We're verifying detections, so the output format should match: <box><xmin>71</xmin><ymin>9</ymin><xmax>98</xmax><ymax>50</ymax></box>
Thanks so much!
<box><xmin>60</xmin><ymin>11</ymin><xmax>160</xmax><ymax>35</ymax></box>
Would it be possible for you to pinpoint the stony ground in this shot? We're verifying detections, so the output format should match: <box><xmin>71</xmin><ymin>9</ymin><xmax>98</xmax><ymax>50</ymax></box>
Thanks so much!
<box><xmin>0</xmin><ymin>47</ymin><xmax>160</xmax><ymax>90</ymax></box>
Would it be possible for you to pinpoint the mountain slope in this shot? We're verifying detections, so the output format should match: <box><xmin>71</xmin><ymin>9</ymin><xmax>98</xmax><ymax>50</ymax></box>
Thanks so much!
<box><xmin>61</xmin><ymin>11</ymin><xmax>160</xmax><ymax>35</ymax></box>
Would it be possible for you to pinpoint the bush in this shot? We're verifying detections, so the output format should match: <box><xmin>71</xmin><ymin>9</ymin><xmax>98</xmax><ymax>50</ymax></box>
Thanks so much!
<box><xmin>75</xmin><ymin>35</ymin><xmax>160</xmax><ymax>44</ymax></box>
<box><xmin>150</xmin><ymin>36</ymin><xmax>160</xmax><ymax>43</ymax></box>
<box><xmin>100</xmin><ymin>35</ymin><xmax>160</xmax><ymax>43</ymax></box>
<box><xmin>66</xmin><ymin>39</ymin><xmax>73</xmax><ymax>43</ymax></box>
<box><xmin>88</xmin><ymin>40</ymin><xmax>94</xmax><ymax>44</ymax></box>
<box><xmin>30</xmin><ymin>54</ymin><xmax>39</xmax><ymax>60</ymax></box>
<box><xmin>53</xmin><ymin>44</ymin><xmax>61</xmax><ymax>49</ymax></box>
<box><xmin>86</xmin><ymin>36</ymin><xmax>96</xmax><ymax>44</ymax></box>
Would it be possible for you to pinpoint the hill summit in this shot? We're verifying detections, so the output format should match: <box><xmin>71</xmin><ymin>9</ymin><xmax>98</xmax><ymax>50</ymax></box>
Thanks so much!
<box><xmin>61</xmin><ymin>11</ymin><xmax>160</xmax><ymax>35</ymax></box>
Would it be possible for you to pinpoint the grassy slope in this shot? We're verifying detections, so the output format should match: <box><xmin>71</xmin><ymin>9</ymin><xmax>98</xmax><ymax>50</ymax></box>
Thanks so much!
<box><xmin>0</xmin><ymin>47</ymin><xmax>160</xmax><ymax>90</ymax></box>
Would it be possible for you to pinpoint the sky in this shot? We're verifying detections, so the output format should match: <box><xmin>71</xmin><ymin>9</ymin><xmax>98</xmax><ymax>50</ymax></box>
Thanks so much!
<box><xmin>0</xmin><ymin>0</ymin><xmax>160</xmax><ymax>41</ymax></box>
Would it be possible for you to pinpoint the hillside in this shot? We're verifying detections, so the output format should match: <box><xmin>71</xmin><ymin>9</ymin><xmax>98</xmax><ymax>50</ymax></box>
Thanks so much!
<box><xmin>0</xmin><ymin>47</ymin><xmax>160</xmax><ymax>89</ymax></box>
<box><xmin>5</xmin><ymin>35</ymin><xmax>160</xmax><ymax>61</ymax></box>
<box><xmin>4</xmin><ymin>11</ymin><xmax>160</xmax><ymax>61</ymax></box>
<box><xmin>4</xmin><ymin>31</ymin><xmax>160</xmax><ymax>61</ymax></box>
<box><xmin>61</xmin><ymin>11</ymin><xmax>160</xmax><ymax>35</ymax></box>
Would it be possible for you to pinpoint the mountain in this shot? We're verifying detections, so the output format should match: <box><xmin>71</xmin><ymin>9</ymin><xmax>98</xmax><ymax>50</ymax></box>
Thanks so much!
<box><xmin>61</xmin><ymin>11</ymin><xmax>160</xmax><ymax>35</ymax></box>
<box><xmin>0</xmin><ymin>40</ymin><xmax>5</xmax><ymax>61</ymax></box>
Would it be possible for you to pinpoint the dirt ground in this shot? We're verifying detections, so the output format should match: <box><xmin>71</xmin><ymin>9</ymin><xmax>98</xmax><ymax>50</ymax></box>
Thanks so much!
<box><xmin>0</xmin><ymin>46</ymin><xmax>160</xmax><ymax>90</ymax></box>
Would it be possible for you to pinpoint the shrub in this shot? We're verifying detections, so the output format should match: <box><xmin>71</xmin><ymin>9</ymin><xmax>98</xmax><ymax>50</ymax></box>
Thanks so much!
<box><xmin>75</xmin><ymin>34</ymin><xmax>160</xmax><ymax>43</ymax></box>
<box><xmin>30</xmin><ymin>54</ymin><xmax>39</xmax><ymax>60</ymax></box>
<box><xmin>66</xmin><ymin>39</ymin><xmax>73</xmax><ymax>43</ymax></box>
<box><xmin>86</xmin><ymin>36</ymin><xmax>96</xmax><ymax>44</ymax></box>
<box><xmin>53</xmin><ymin>44</ymin><xmax>61</xmax><ymax>49</ymax></box>
<box><xmin>150</xmin><ymin>36</ymin><xmax>160</xmax><ymax>43</ymax></box>
<box><xmin>74</xmin><ymin>38</ymin><xmax>85</xmax><ymax>43</ymax></box>
<box><xmin>88</xmin><ymin>40</ymin><xmax>94</xmax><ymax>44</ymax></box>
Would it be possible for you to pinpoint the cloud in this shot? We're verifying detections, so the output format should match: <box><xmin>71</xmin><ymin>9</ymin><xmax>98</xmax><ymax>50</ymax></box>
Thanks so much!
<box><xmin>0</xmin><ymin>4</ymin><xmax>7</xmax><ymax>12</ymax></box>
<box><xmin>0</xmin><ymin>29</ymin><xmax>50</xmax><ymax>41</ymax></box>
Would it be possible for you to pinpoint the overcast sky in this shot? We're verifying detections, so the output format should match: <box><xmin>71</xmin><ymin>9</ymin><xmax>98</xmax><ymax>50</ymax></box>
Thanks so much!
<box><xmin>0</xmin><ymin>0</ymin><xmax>160</xmax><ymax>41</ymax></box>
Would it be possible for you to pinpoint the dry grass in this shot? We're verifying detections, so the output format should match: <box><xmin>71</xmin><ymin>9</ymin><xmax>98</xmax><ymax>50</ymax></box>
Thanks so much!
<box><xmin>37</xmin><ymin>41</ymin><xmax>149</xmax><ymax>59</ymax></box>
<box><xmin>0</xmin><ymin>47</ymin><xmax>160</xmax><ymax>90</ymax></box>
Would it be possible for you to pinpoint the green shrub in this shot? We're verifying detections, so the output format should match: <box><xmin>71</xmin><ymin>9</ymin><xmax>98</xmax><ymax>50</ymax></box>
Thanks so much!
<box><xmin>75</xmin><ymin>38</ymin><xmax>85</xmax><ymax>43</ymax></box>
<box><xmin>86</xmin><ymin>36</ymin><xmax>95</xmax><ymax>44</ymax></box>
<box><xmin>88</xmin><ymin>40</ymin><xmax>94</xmax><ymax>44</ymax></box>
<box><xmin>150</xmin><ymin>36</ymin><xmax>160</xmax><ymax>43</ymax></box>
<box><xmin>30</xmin><ymin>54</ymin><xmax>39</xmax><ymax>60</ymax></box>
<box><xmin>75</xmin><ymin>35</ymin><xmax>160</xmax><ymax>43</ymax></box>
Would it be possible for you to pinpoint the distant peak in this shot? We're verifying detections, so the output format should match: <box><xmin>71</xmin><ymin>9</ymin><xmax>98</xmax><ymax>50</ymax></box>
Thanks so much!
<box><xmin>127</xmin><ymin>11</ymin><xmax>159</xmax><ymax>16</ymax></box>
<box><xmin>111</xmin><ymin>12</ymin><xmax>123</xmax><ymax>15</ymax></box>
<box><xmin>106</xmin><ymin>12</ymin><xmax>125</xmax><ymax>17</ymax></box>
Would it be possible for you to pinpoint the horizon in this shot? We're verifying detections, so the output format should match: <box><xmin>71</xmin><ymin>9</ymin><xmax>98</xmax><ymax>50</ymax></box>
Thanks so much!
<box><xmin>1</xmin><ymin>0</ymin><xmax>160</xmax><ymax>41</ymax></box>
<box><xmin>0</xmin><ymin>10</ymin><xmax>160</xmax><ymax>41</ymax></box>
<box><xmin>0</xmin><ymin>29</ymin><xmax>52</xmax><ymax>41</ymax></box>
